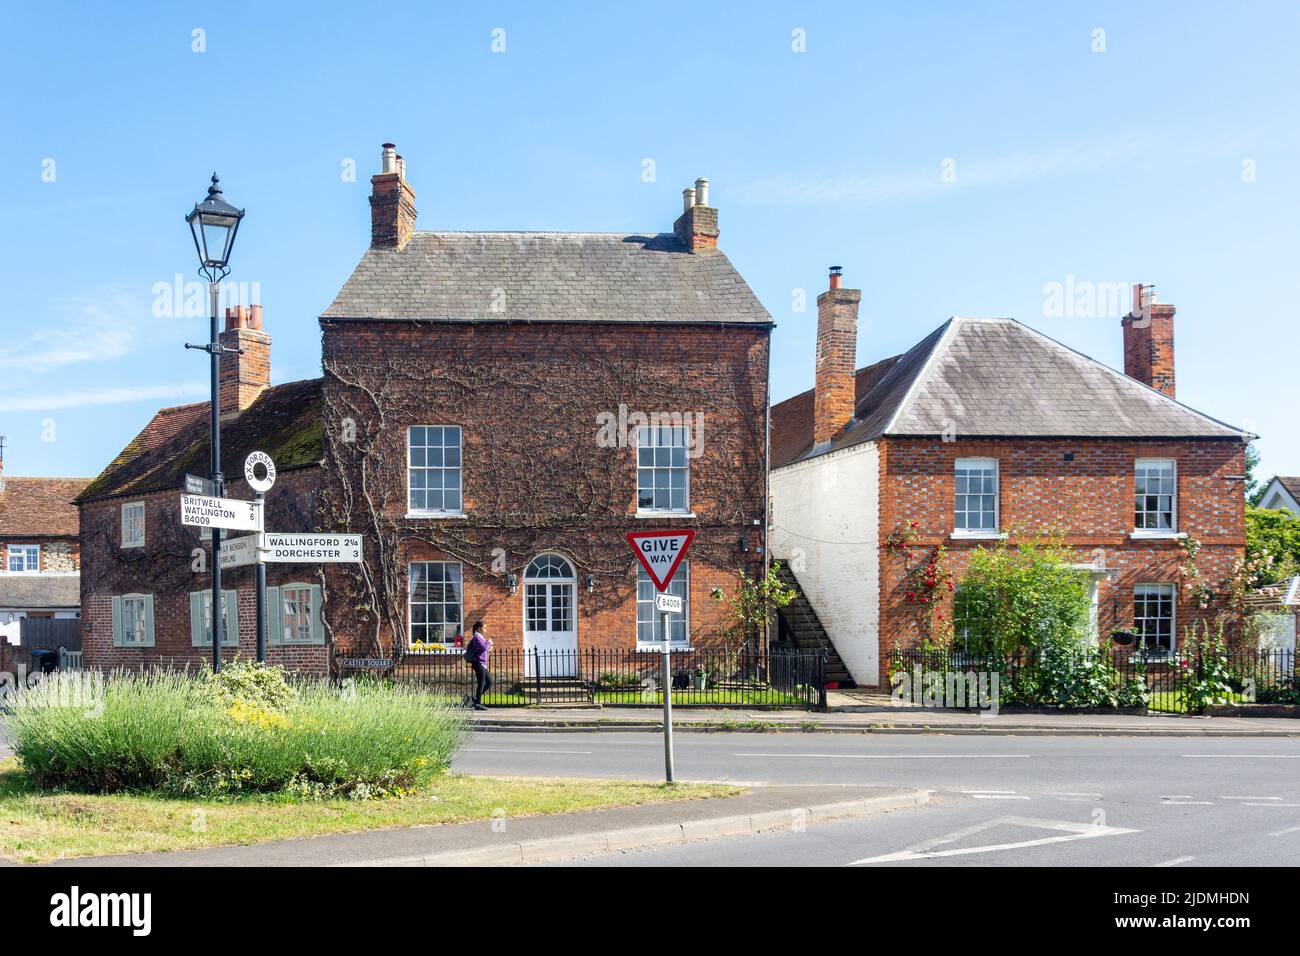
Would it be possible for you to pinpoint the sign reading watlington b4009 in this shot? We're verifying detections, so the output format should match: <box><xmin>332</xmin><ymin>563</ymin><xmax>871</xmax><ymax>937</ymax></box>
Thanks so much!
<box><xmin>626</xmin><ymin>529</ymin><xmax>695</xmax><ymax>592</ymax></box>
<box><xmin>180</xmin><ymin>494</ymin><xmax>263</xmax><ymax>532</ymax></box>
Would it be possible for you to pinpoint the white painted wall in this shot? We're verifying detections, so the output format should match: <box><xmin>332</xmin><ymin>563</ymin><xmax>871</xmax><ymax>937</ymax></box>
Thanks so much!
<box><xmin>770</xmin><ymin>442</ymin><xmax>880</xmax><ymax>685</ymax></box>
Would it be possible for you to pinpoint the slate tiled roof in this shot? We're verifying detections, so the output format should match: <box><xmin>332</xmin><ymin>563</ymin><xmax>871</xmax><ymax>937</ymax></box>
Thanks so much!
<box><xmin>0</xmin><ymin>574</ymin><xmax>80</xmax><ymax>610</ymax></box>
<box><xmin>322</xmin><ymin>232</ymin><xmax>772</xmax><ymax>325</ymax></box>
<box><xmin>0</xmin><ymin>477</ymin><xmax>89</xmax><ymax>538</ymax></box>
<box><xmin>1272</xmin><ymin>477</ymin><xmax>1300</xmax><ymax>500</ymax></box>
<box><xmin>77</xmin><ymin>379</ymin><xmax>323</xmax><ymax>503</ymax></box>
<box><xmin>772</xmin><ymin>317</ymin><xmax>1250</xmax><ymax>468</ymax></box>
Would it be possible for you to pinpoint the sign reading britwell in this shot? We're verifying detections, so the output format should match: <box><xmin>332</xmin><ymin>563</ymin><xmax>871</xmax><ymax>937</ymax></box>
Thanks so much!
<box><xmin>180</xmin><ymin>494</ymin><xmax>263</xmax><ymax>532</ymax></box>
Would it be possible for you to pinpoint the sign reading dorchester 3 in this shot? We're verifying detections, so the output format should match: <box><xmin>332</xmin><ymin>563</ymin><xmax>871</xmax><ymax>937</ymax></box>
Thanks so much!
<box><xmin>180</xmin><ymin>493</ymin><xmax>262</xmax><ymax>532</ymax></box>
<box><xmin>626</xmin><ymin>529</ymin><xmax>695</xmax><ymax>591</ymax></box>
<box><xmin>220</xmin><ymin>533</ymin><xmax>362</xmax><ymax>568</ymax></box>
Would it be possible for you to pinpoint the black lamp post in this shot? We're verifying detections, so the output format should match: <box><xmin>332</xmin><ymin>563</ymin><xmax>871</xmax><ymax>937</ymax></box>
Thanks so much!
<box><xmin>185</xmin><ymin>174</ymin><xmax>244</xmax><ymax>673</ymax></box>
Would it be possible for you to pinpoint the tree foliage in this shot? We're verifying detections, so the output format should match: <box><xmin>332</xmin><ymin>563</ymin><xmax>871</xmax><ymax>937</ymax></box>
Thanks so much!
<box><xmin>1245</xmin><ymin>505</ymin><xmax>1300</xmax><ymax>589</ymax></box>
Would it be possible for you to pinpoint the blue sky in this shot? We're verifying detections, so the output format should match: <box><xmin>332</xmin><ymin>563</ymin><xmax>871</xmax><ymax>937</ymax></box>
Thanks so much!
<box><xmin>3</xmin><ymin>1</ymin><xmax>1297</xmax><ymax>481</ymax></box>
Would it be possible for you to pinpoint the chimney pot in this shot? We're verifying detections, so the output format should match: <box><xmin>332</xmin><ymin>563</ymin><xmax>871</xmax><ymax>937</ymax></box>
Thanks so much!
<box><xmin>829</xmin><ymin>265</ymin><xmax>843</xmax><ymax>290</ymax></box>
<box><xmin>682</xmin><ymin>187</ymin><xmax>696</xmax><ymax>212</ymax></box>
<box><xmin>381</xmin><ymin>143</ymin><xmax>398</xmax><ymax>174</ymax></box>
<box><xmin>247</xmin><ymin>304</ymin><xmax>263</xmax><ymax>330</ymax></box>
<box><xmin>694</xmin><ymin>177</ymin><xmax>709</xmax><ymax>207</ymax></box>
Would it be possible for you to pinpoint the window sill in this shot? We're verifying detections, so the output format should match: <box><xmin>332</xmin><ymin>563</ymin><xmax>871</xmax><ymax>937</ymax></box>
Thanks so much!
<box><xmin>407</xmin><ymin>646</ymin><xmax>462</xmax><ymax>655</ymax></box>
<box><xmin>950</xmin><ymin>531</ymin><xmax>1007</xmax><ymax>541</ymax></box>
<box><xmin>634</xmin><ymin>511</ymin><xmax>695</xmax><ymax>520</ymax></box>
<box><xmin>405</xmin><ymin>512</ymin><xmax>467</xmax><ymax>520</ymax></box>
<box><xmin>635</xmin><ymin>644</ymin><xmax>693</xmax><ymax>653</ymax></box>
<box><xmin>120</xmin><ymin>543</ymin><xmax>145</xmax><ymax>550</ymax></box>
<box><xmin>1129</xmin><ymin>531</ymin><xmax>1187</xmax><ymax>541</ymax></box>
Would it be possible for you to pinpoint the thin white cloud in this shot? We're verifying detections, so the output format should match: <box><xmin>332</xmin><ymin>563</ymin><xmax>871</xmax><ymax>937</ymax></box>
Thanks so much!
<box><xmin>0</xmin><ymin>383</ymin><xmax>206</xmax><ymax>413</ymax></box>
<box><xmin>0</xmin><ymin>291</ymin><xmax>143</xmax><ymax>374</ymax></box>
<box><xmin>732</xmin><ymin>135</ymin><xmax>1150</xmax><ymax>205</ymax></box>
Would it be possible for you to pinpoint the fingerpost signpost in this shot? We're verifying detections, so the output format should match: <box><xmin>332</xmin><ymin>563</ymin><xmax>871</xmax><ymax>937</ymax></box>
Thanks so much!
<box><xmin>626</xmin><ymin>529</ymin><xmax>695</xmax><ymax>783</ymax></box>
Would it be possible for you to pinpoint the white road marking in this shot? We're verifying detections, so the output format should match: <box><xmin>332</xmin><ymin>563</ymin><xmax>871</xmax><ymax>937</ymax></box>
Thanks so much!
<box><xmin>1153</xmin><ymin>856</ymin><xmax>1195</xmax><ymax>867</ymax></box>
<box><xmin>1243</xmin><ymin>802</ymin><xmax>1300</xmax><ymax>807</ymax></box>
<box><xmin>1222</xmin><ymin>795</ymin><xmax>1281</xmax><ymax>800</ymax></box>
<box><xmin>464</xmin><ymin>748</ymin><xmax>593</xmax><ymax>755</ymax></box>
<box><xmin>1161</xmin><ymin>795</ymin><xmax>1194</xmax><ymax>799</ymax></box>
<box><xmin>1267</xmin><ymin>824</ymin><xmax>1300</xmax><ymax>836</ymax></box>
<box><xmin>1045</xmin><ymin>791</ymin><xmax>1102</xmax><ymax>799</ymax></box>
<box><xmin>1182</xmin><ymin>754</ymin><xmax>1300</xmax><ymax>758</ymax></box>
<box><xmin>963</xmin><ymin>790</ymin><xmax>1030</xmax><ymax>801</ymax></box>
<box><xmin>1162</xmin><ymin>800</ymin><xmax>1214</xmax><ymax>806</ymax></box>
<box><xmin>733</xmin><ymin>753</ymin><xmax>1030</xmax><ymax>759</ymax></box>
<box><xmin>849</xmin><ymin>816</ymin><xmax>1138</xmax><ymax>865</ymax></box>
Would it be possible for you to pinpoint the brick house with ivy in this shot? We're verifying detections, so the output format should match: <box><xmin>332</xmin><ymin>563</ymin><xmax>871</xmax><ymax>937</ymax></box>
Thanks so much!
<box><xmin>319</xmin><ymin>146</ymin><xmax>770</xmax><ymax>672</ymax></box>
<box><xmin>770</xmin><ymin>272</ymin><xmax>1251</xmax><ymax>688</ymax></box>
<box><xmin>78</xmin><ymin>146</ymin><xmax>771</xmax><ymax>676</ymax></box>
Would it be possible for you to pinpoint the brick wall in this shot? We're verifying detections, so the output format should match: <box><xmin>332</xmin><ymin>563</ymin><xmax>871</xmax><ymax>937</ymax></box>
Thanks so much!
<box><xmin>320</xmin><ymin>319</ymin><xmax>770</xmax><ymax>660</ymax></box>
<box><xmin>876</xmin><ymin>436</ymin><xmax>1247</xmax><ymax>670</ymax></box>
<box><xmin>79</xmin><ymin>467</ymin><xmax>325</xmax><ymax>673</ymax></box>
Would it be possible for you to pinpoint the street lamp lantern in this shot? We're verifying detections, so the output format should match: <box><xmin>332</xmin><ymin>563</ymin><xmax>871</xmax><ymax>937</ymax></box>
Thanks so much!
<box><xmin>186</xmin><ymin>173</ymin><xmax>244</xmax><ymax>278</ymax></box>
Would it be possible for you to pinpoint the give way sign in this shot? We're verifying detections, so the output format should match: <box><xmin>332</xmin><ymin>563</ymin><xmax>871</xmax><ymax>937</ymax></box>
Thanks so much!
<box><xmin>626</xmin><ymin>530</ymin><xmax>695</xmax><ymax>592</ymax></box>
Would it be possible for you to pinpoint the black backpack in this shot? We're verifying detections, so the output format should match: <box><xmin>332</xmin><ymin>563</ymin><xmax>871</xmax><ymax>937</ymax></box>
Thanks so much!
<box><xmin>462</xmin><ymin>636</ymin><xmax>477</xmax><ymax>663</ymax></box>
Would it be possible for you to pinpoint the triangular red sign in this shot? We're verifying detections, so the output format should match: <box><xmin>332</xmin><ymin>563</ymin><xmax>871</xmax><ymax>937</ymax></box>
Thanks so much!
<box><xmin>626</xmin><ymin>530</ymin><xmax>695</xmax><ymax>592</ymax></box>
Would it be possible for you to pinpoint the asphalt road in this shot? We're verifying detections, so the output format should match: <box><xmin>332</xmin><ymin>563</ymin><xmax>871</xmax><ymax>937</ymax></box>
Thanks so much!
<box><xmin>454</xmin><ymin>731</ymin><xmax>1300</xmax><ymax>866</ymax></box>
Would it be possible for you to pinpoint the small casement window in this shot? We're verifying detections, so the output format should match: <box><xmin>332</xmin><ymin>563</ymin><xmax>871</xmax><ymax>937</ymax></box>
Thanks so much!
<box><xmin>1133</xmin><ymin>583</ymin><xmax>1176</xmax><ymax>652</ymax></box>
<box><xmin>408</xmin><ymin>426</ymin><xmax>463</xmax><ymax>514</ymax></box>
<box><xmin>636</xmin><ymin>425</ymin><xmax>690</xmax><ymax>513</ymax></box>
<box><xmin>121</xmin><ymin>501</ymin><xmax>146</xmax><ymax>548</ymax></box>
<box><xmin>408</xmin><ymin>562</ymin><xmax>463</xmax><ymax>649</ymax></box>
<box><xmin>636</xmin><ymin>561</ymin><xmax>689</xmax><ymax>646</ymax></box>
<box><xmin>266</xmin><ymin>583</ymin><xmax>324</xmax><ymax>645</ymax></box>
<box><xmin>1134</xmin><ymin>459</ymin><xmax>1176</xmax><ymax>531</ymax></box>
<box><xmin>189</xmin><ymin>589</ymin><xmax>240</xmax><ymax>646</ymax></box>
<box><xmin>112</xmin><ymin>593</ymin><xmax>155</xmax><ymax>647</ymax></box>
<box><xmin>6</xmin><ymin>545</ymin><xmax>39</xmax><ymax>573</ymax></box>
<box><xmin>954</xmin><ymin>458</ymin><xmax>998</xmax><ymax>532</ymax></box>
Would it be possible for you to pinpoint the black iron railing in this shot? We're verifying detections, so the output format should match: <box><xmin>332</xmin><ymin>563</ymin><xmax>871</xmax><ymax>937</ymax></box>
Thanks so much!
<box><xmin>345</xmin><ymin>647</ymin><xmax>826</xmax><ymax>709</ymax></box>
<box><xmin>888</xmin><ymin>646</ymin><xmax>1298</xmax><ymax>714</ymax></box>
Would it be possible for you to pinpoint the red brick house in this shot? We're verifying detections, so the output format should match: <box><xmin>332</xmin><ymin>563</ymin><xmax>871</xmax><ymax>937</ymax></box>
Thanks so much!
<box><xmin>319</xmin><ymin>147</ymin><xmax>770</xmax><ymax>672</ymax></box>
<box><xmin>770</xmin><ymin>272</ymin><xmax>1250</xmax><ymax>687</ymax></box>
<box><xmin>0</xmin><ymin>447</ymin><xmax>88</xmax><ymax>645</ymax></box>
<box><xmin>78</xmin><ymin>146</ymin><xmax>771</xmax><ymax>676</ymax></box>
<box><xmin>76</xmin><ymin>307</ymin><xmax>328</xmax><ymax>675</ymax></box>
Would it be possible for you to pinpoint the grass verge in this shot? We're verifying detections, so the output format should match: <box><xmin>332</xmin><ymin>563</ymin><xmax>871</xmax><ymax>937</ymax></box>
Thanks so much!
<box><xmin>0</xmin><ymin>761</ymin><xmax>741</xmax><ymax>864</ymax></box>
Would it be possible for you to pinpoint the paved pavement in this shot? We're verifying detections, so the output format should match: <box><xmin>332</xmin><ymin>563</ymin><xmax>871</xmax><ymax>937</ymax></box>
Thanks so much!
<box><xmin>59</xmin><ymin>783</ymin><xmax>924</xmax><ymax>867</ymax></box>
<box><xmin>469</xmin><ymin>704</ymin><xmax>1300</xmax><ymax>736</ymax></box>
<box><xmin>458</xmin><ymin>730</ymin><xmax>1300</xmax><ymax>866</ymax></box>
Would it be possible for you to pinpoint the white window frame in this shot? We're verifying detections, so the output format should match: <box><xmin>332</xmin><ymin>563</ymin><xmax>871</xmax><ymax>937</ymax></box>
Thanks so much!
<box><xmin>1133</xmin><ymin>583</ymin><xmax>1177</xmax><ymax>653</ymax></box>
<box><xmin>951</xmin><ymin>458</ymin><xmax>1002</xmax><ymax>538</ymax></box>
<box><xmin>113</xmin><ymin>593</ymin><xmax>155</xmax><ymax>647</ymax></box>
<box><xmin>121</xmin><ymin>501</ymin><xmax>146</xmax><ymax>548</ymax></box>
<box><xmin>408</xmin><ymin>561</ymin><xmax>464</xmax><ymax>652</ymax></box>
<box><xmin>189</xmin><ymin>589</ymin><xmax>240</xmax><ymax>647</ymax></box>
<box><xmin>635</xmin><ymin>425</ymin><xmax>692</xmax><ymax>516</ymax></box>
<box><xmin>1132</xmin><ymin>458</ymin><xmax>1180</xmax><ymax>538</ymax></box>
<box><xmin>406</xmin><ymin>426</ymin><xmax>464</xmax><ymax>517</ymax></box>
<box><xmin>6</xmin><ymin>544</ymin><xmax>39</xmax><ymax>573</ymax></box>
<box><xmin>636</xmin><ymin>561</ymin><xmax>690</xmax><ymax>649</ymax></box>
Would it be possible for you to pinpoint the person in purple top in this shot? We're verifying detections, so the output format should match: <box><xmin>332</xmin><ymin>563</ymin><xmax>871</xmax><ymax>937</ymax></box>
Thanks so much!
<box><xmin>466</xmin><ymin>621</ymin><xmax>492</xmax><ymax>710</ymax></box>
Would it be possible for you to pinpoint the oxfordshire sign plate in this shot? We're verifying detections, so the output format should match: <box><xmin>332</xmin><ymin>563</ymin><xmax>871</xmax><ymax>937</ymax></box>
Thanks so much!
<box><xmin>181</xmin><ymin>494</ymin><xmax>263</xmax><ymax>532</ymax></box>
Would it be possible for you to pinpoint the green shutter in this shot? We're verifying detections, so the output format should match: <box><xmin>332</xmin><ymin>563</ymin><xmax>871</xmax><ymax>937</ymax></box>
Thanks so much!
<box><xmin>189</xmin><ymin>592</ymin><xmax>204</xmax><ymax>646</ymax></box>
<box><xmin>223</xmin><ymin>590</ymin><xmax>240</xmax><ymax>646</ymax></box>
<box><xmin>266</xmin><ymin>587</ymin><xmax>281</xmax><ymax>645</ymax></box>
<box><xmin>111</xmin><ymin>595</ymin><xmax>124</xmax><ymax>646</ymax></box>
<box><xmin>309</xmin><ymin>585</ymin><xmax>323</xmax><ymax>645</ymax></box>
<box><xmin>142</xmin><ymin>595</ymin><xmax>156</xmax><ymax>647</ymax></box>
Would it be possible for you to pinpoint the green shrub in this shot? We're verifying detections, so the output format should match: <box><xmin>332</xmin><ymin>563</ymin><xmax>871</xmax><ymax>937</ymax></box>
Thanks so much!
<box><xmin>595</xmin><ymin>671</ymin><xmax>643</xmax><ymax>691</ymax></box>
<box><xmin>8</xmin><ymin>671</ymin><xmax>466</xmax><ymax>800</ymax></box>
<box><xmin>201</xmin><ymin>660</ymin><xmax>297</xmax><ymax>710</ymax></box>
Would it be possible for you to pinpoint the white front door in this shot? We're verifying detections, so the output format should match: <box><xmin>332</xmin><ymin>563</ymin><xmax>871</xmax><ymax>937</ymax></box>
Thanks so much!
<box><xmin>523</xmin><ymin>554</ymin><xmax>578</xmax><ymax>677</ymax></box>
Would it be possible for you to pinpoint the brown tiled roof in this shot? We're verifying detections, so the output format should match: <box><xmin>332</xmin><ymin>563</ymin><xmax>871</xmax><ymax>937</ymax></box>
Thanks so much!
<box><xmin>77</xmin><ymin>378</ymin><xmax>324</xmax><ymax>502</ymax></box>
<box><xmin>770</xmin><ymin>357</ymin><xmax>901</xmax><ymax>468</ymax></box>
<box><xmin>0</xmin><ymin>477</ymin><xmax>90</xmax><ymax>537</ymax></box>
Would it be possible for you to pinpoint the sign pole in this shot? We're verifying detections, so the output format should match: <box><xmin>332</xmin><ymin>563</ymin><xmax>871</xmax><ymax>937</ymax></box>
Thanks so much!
<box><xmin>661</xmin><ymin>608</ymin><xmax>675</xmax><ymax>784</ymax></box>
<box><xmin>255</xmin><ymin>494</ymin><xmax>266</xmax><ymax>662</ymax></box>
<box><xmin>208</xmin><ymin>281</ymin><xmax>223</xmax><ymax>674</ymax></box>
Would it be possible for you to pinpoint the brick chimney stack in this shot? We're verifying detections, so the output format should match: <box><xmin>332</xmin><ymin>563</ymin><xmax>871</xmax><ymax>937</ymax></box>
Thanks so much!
<box><xmin>370</xmin><ymin>143</ymin><xmax>418</xmax><ymax>249</ymax></box>
<box><xmin>218</xmin><ymin>305</ymin><xmax>271</xmax><ymax>420</ymax></box>
<box><xmin>673</xmin><ymin>177</ymin><xmax>719</xmax><ymax>252</ymax></box>
<box><xmin>1122</xmin><ymin>283</ymin><xmax>1176</xmax><ymax>398</ymax></box>
<box><xmin>813</xmin><ymin>266</ymin><xmax>861</xmax><ymax>449</ymax></box>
